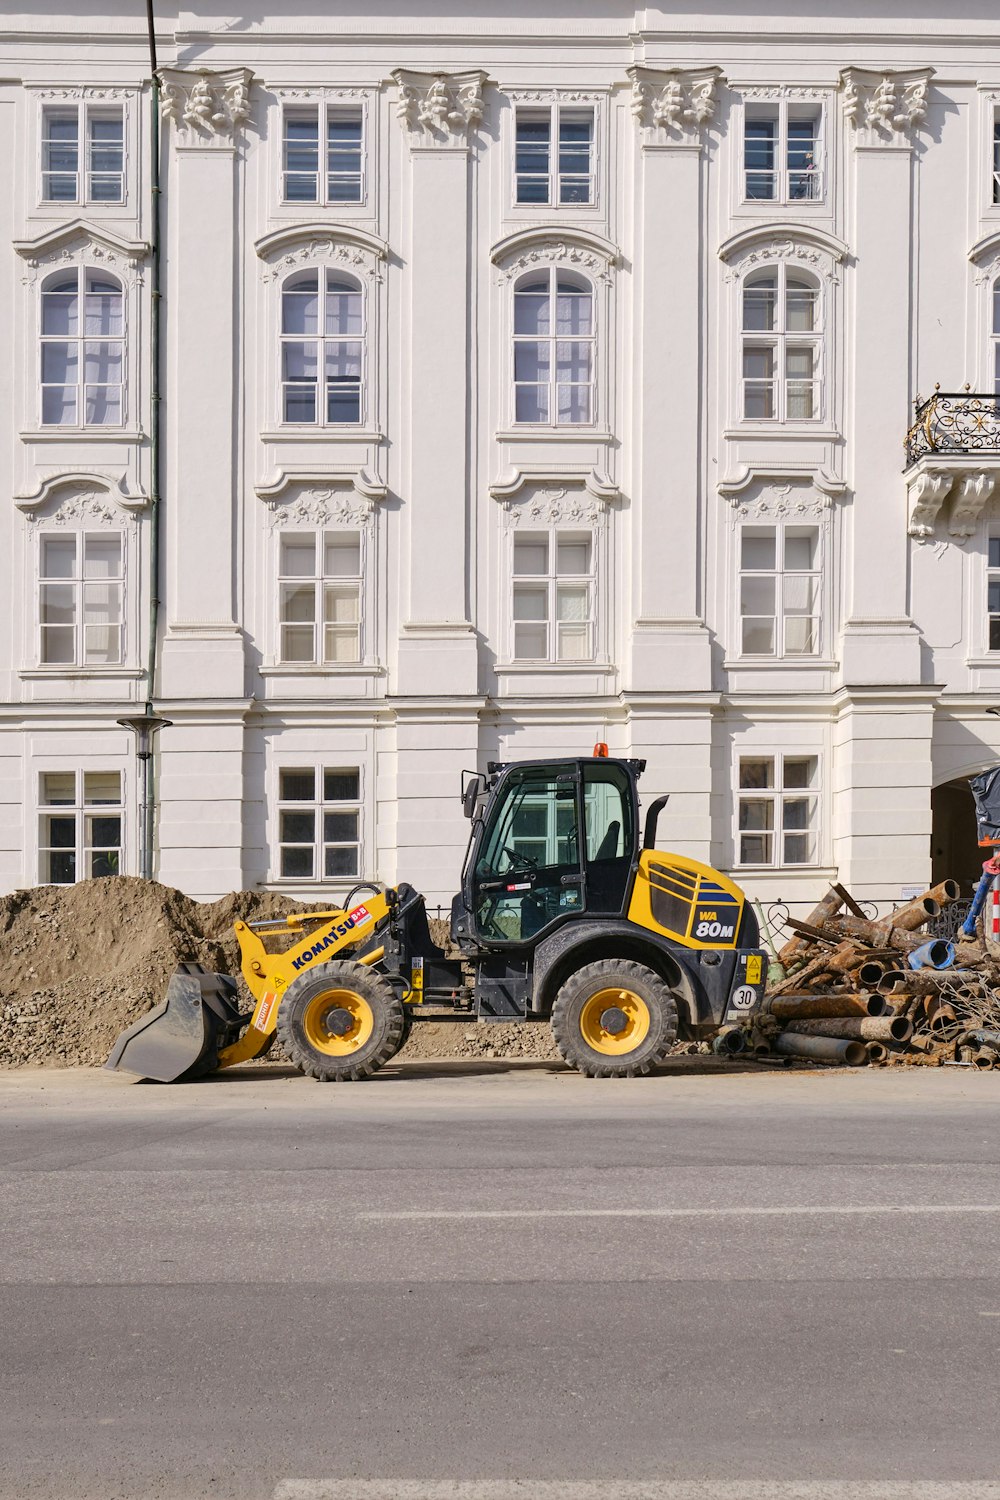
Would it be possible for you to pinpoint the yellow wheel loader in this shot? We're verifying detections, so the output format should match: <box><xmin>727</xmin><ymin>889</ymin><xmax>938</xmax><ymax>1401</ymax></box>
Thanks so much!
<box><xmin>107</xmin><ymin>754</ymin><xmax>767</xmax><ymax>1083</ymax></box>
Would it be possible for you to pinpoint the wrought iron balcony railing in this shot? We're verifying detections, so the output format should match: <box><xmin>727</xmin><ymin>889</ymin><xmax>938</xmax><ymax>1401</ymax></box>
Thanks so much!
<box><xmin>905</xmin><ymin>390</ymin><xmax>1000</xmax><ymax>468</ymax></box>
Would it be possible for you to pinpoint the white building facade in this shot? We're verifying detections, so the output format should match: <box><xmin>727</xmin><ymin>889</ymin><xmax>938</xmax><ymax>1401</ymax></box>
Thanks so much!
<box><xmin>5</xmin><ymin>1</ymin><xmax>1000</xmax><ymax>909</ymax></box>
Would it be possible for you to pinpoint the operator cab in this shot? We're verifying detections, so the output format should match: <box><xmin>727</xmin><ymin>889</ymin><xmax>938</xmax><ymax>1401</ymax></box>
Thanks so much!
<box><xmin>464</xmin><ymin>757</ymin><xmax>641</xmax><ymax>947</ymax></box>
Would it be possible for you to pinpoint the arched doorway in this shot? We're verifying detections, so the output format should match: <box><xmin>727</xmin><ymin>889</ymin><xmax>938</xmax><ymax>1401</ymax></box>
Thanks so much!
<box><xmin>931</xmin><ymin>776</ymin><xmax>984</xmax><ymax>896</ymax></box>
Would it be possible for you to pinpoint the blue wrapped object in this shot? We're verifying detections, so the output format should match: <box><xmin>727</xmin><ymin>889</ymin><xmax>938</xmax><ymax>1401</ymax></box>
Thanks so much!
<box><xmin>907</xmin><ymin>938</ymin><xmax>955</xmax><ymax>970</ymax></box>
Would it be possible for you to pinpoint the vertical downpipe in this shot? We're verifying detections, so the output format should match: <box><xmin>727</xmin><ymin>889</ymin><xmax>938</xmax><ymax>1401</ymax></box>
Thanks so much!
<box><xmin>144</xmin><ymin>1</ymin><xmax>161</xmax><ymax>881</ymax></box>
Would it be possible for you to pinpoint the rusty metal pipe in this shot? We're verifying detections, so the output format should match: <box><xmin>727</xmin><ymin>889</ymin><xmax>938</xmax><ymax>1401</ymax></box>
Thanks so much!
<box><xmin>866</xmin><ymin>1041</ymin><xmax>889</xmax><ymax>1064</ymax></box>
<box><xmin>858</xmin><ymin>959</ymin><xmax>897</xmax><ymax>987</ymax></box>
<box><xmin>873</xmin><ymin>895</ymin><xmax>941</xmax><ymax>936</ymax></box>
<box><xmin>778</xmin><ymin>886</ymin><xmax>844</xmax><ymax>963</ymax></box>
<box><xmin>774</xmin><ymin>1033</ymin><xmax>868</xmax><ymax>1066</ymax></box>
<box><xmin>783</xmin><ymin>1015</ymin><xmax>912</xmax><ymax>1043</ymax></box>
<box><xmin>929</xmin><ymin>1002</ymin><xmax>958</xmax><ymax>1033</ymax></box>
<box><xmin>712</xmin><ymin>1026</ymin><xmax>747</xmax><ymax>1056</ymax></box>
<box><xmin>926</xmin><ymin>880</ymin><xmax>961</xmax><ymax>905</ymax></box>
<box><xmin>962</xmin><ymin>1029</ymin><xmax>1000</xmax><ymax>1052</ymax></box>
<box><xmin>973</xmin><ymin>1050</ymin><xmax>995</xmax><ymax>1069</ymax></box>
<box><xmin>879</xmin><ymin>968</ymin><xmax>976</xmax><ymax>995</ymax></box>
<box><xmin>765</xmin><ymin>992</ymin><xmax>885</xmax><ymax>1021</ymax></box>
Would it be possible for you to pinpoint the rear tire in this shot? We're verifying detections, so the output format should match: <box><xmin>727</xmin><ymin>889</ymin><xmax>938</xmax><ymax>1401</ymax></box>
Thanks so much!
<box><xmin>551</xmin><ymin>958</ymin><xmax>678</xmax><ymax>1078</ymax></box>
<box><xmin>277</xmin><ymin>961</ymin><xmax>405</xmax><ymax>1082</ymax></box>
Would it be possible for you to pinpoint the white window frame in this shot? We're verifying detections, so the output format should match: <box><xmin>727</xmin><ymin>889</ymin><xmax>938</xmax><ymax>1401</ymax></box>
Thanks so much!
<box><xmin>38</xmin><ymin>265</ymin><xmax>126</xmax><ymax>429</ymax></box>
<box><xmin>510</xmin><ymin>526</ymin><xmax>596</xmax><ymax>664</ymax></box>
<box><xmin>512</xmin><ymin>103</ymin><xmax>596</xmax><ymax>208</ymax></box>
<box><xmin>36</xmin><ymin>529</ymin><xmax>125</xmax><ymax>668</ymax></box>
<box><xmin>987</xmin><ymin>532</ymin><xmax>1000</xmax><ymax>654</ymax></box>
<box><xmin>272</xmin><ymin>765</ymin><xmax>364</xmax><ymax>884</ymax></box>
<box><xmin>279</xmin><ymin>268</ymin><xmax>366</xmax><ymax>429</ymax></box>
<box><xmin>742</xmin><ymin>100</ymin><xmax>824</xmax><ymax>206</ymax></box>
<box><xmin>36</xmin><ymin>767</ymin><xmax>125</xmax><ymax>885</ymax></box>
<box><xmin>737</xmin><ymin>522</ymin><xmax>822</xmax><ymax>659</ymax></box>
<box><xmin>512</xmin><ymin>267</ymin><xmax>596</xmax><ymax>428</ymax></box>
<box><xmin>734</xmin><ymin>753</ymin><xmax>821</xmax><ymax>869</ymax></box>
<box><xmin>39</xmin><ymin>101</ymin><xmax>126</xmax><ymax>207</ymax></box>
<box><xmin>276</xmin><ymin>528</ymin><xmax>364</xmax><ymax>667</ymax></box>
<box><xmin>279</xmin><ymin>101</ymin><xmax>366</xmax><ymax>207</ymax></box>
<box><xmin>739</xmin><ymin>263</ymin><xmax>824</xmax><ymax>425</ymax></box>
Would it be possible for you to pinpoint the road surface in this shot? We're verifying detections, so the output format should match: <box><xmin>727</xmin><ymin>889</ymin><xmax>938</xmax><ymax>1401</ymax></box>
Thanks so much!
<box><xmin>1</xmin><ymin>1060</ymin><xmax>999</xmax><ymax>1499</ymax></box>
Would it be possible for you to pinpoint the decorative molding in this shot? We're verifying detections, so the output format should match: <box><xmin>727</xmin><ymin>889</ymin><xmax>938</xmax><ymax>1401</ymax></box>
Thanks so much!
<box><xmin>159</xmin><ymin>67</ymin><xmax>254</xmax><ymax>148</ymax></box>
<box><xmin>505</xmin><ymin>88</ymin><xmax>604</xmax><ymax>104</ymax></box>
<box><xmin>969</xmin><ymin>231</ymin><xmax>1000</xmax><ymax>285</ymax></box>
<box><xmin>718</xmin><ymin>463</ymin><xmax>846</xmax><ymax>499</ymax></box>
<box><xmin>500</xmin><ymin>485</ymin><xmax>609</xmax><ymax>532</ymax></box>
<box><xmin>907</xmin><ymin>469</ymin><xmax>952</xmax><ymax>539</ymax></box>
<box><xmin>31</xmin><ymin>84</ymin><xmax>133</xmax><ymax>101</ymax></box>
<box><xmin>263</xmin><ymin>488</ymin><xmax>376</xmax><ymax>532</ymax></box>
<box><xmin>254</xmin><ymin>466</ymin><xmax>387</xmax><ymax>504</ymax></box>
<box><xmin>719</xmin><ymin>222</ymin><xmax>848</xmax><ymax>283</ymax></box>
<box><xmin>839</xmin><ymin>67</ymin><xmax>933</xmax><ymax>146</ymax></box>
<box><xmin>13</xmin><ymin>220</ymin><xmax>149</xmax><ymax>287</ymax></box>
<box><xmin>391</xmin><ymin>69</ymin><xmax>488</xmax><ymax>144</ymax></box>
<box><xmin>15</xmin><ymin>469</ymin><xmax>148</xmax><ymax>516</ymax></box>
<box><xmin>255</xmin><ymin>224</ymin><xmax>388</xmax><ymax>283</ymax></box>
<box><xmin>491</xmin><ymin>225</ymin><xmax>618</xmax><ymax>285</ymax></box>
<box><xmin>490</xmin><ymin>466</ymin><xmax>619</xmax><ymax>504</ymax></box>
<box><xmin>627</xmin><ymin>65</ymin><xmax>724</xmax><ymax>143</ymax></box>
<box><xmin>736</xmin><ymin>85</ymin><xmax>829</xmax><ymax>101</ymax></box>
<box><xmin>274</xmin><ymin>86</ymin><xmax>368</xmax><ymax>100</ymax></box>
<box><xmin>726</xmin><ymin>481</ymin><xmax>833</xmax><ymax>529</ymax></box>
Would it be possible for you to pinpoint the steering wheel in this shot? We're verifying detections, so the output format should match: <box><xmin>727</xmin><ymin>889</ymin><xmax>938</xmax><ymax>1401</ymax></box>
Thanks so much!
<box><xmin>503</xmin><ymin>847</ymin><xmax>538</xmax><ymax>873</ymax></box>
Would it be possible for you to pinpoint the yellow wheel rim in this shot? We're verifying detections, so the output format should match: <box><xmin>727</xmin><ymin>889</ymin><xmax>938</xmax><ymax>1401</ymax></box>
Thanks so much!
<box><xmin>302</xmin><ymin>989</ymin><xmax>374</xmax><ymax>1056</ymax></box>
<box><xmin>579</xmin><ymin>987</ymin><xmax>651</xmax><ymax>1056</ymax></box>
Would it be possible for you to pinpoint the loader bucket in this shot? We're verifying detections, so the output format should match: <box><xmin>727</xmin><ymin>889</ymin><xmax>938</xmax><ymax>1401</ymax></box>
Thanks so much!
<box><xmin>105</xmin><ymin>963</ymin><xmax>244</xmax><ymax>1082</ymax></box>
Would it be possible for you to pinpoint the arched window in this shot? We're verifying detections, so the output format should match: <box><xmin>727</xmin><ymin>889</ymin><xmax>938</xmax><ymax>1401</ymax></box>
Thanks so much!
<box><xmin>40</xmin><ymin>268</ymin><xmax>124</xmax><ymax>426</ymax></box>
<box><xmin>513</xmin><ymin>268</ymin><xmax>594</xmax><ymax>425</ymax></box>
<box><xmin>741</xmin><ymin>267</ymin><xmax>821</xmax><ymax>422</ymax></box>
<box><xmin>281</xmin><ymin>270</ymin><xmax>364</xmax><ymax>425</ymax></box>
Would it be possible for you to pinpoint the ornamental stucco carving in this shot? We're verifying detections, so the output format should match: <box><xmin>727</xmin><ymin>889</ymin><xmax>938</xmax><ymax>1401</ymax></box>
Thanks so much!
<box><xmin>492</xmin><ymin>233</ymin><xmax>618</xmax><ymax>285</ymax></box>
<box><xmin>265</xmin><ymin>489</ymin><xmax>376</xmax><ymax>532</ymax></box>
<box><xmin>502</xmin><ymin>487</ymin><xmax>608</xmax><ymax>531</ymax></box>
<box><xmin>905</xmin><ymin>465</ymin><xmax>998</xmax><ymax>541</ymax></box>
<box><xmin>392</xmin><ymin>69</ymin><xmax>488</xmax><ymax>142</ymax></box>
<box><xmin>159</xmin><ymin>67</ymin><xmax>253</xmax><ymax>146</ymax></box>
<box><xmin>720</xmin><ymin>232</ymin><xmax>844</xmax><ymax>286</ymax></box>
<box><xmin>34</xmin><ymin>85</ymin><xmax>130</xmax><ymax>102</ymax></box>
<box><xmin>14</xmin><ymin>223</ymin><xmax>148</xmax><ymax>288</ymax></box>
<box><xmin>840</xmin><ymin>67</ymin><xmax>933</xmax><ymax>145</ymax></box>
<box><xmin>257</xmin><ymin>233</ymin><xmax>386</xmax><ymax>284</ymax></box>
<box><xmin>727</xmin><ymin>482</ymin><xmax>832</xmax><ymax>529</ymax></box>
<box><xmin>627</xmin><ymin>66</ymin><xmax>723</xmax><ymax>142</ymax></box>
<box><xmin>23</xmin><ymin>489</ymin><xmax>138</xmax><ymax>529</ymax></box>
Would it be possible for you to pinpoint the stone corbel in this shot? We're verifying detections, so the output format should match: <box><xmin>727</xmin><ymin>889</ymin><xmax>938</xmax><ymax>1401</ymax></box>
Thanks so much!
<box><xmin>159</xmin><ymin>67</ymin><xmax>254</xmax><ymax>147</ymax></box>
<box><xmin>949</xmin><ymin>471</ymin><xmax>996</xmax><ymax>539</ymax></box>
<box><xmin>391</xmin><ymin>69</ymin><xmax>489</xmax><ymax>144</ymax></box>
<box><xmin>15</xmin><ymin>469</ymin><xmax>149</xmax><ymax>515</ymax></box>
<box><xmin>840</xmin><ymin>67</ymin><xmax>933</xmax><ymax>147</ymax></box>
<box><xmin>906</xmin><ymin>469</ymin><xmax>953</xmax><ymax>538</ymax></box>
<box><xmin>627</xmin><ymin>65</ymin><xmax>724</xmax><ymax>145</ymax></box>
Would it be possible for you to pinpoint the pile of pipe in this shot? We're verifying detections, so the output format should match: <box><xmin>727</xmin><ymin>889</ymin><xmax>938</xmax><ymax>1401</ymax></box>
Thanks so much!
<box><xmin>719</xmin><ymin>882</ymin><xmax>1000</xmax><ymax>1068</ymax></box>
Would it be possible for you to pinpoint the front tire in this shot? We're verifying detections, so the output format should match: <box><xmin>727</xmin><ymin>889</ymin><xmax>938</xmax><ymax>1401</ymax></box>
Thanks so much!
<box><xmin>551</xmin><ymin>959</ymin><xmax>678</xmax><ymax>1078</ymax></box>
<box><xmin>277</xmin><ymin>961</ymin><xmax>405</xmax><ymax>1081</ymax></box>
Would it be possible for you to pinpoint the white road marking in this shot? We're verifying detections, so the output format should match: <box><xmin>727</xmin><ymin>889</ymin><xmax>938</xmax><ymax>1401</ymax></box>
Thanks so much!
<box><xmin>274</xmin><ymin>1482</ymin><xmax>1000</xmax><ymax>1500</ymax></box>
<box><xmin>361</xmin><ymin>1203</ymin><xmax>1000</xmax><ymax>1221</ymax></box>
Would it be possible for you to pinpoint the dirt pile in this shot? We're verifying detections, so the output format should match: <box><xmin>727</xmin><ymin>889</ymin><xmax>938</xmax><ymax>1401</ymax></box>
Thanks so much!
<box><xmin>0</xmin><ymin>878</ymin><xmax>562</xmax><ymax>1069</ymax></box>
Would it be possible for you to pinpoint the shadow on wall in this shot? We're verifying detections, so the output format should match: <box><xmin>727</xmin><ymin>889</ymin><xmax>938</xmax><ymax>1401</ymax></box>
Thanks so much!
<box><xmin>931</xmin><ymin>778</ymin><xmax>982</xmax><ymax>894</ymax></box>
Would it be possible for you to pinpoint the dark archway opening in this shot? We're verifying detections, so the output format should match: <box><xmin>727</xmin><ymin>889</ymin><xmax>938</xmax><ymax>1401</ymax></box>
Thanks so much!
<box><xmin>931</xmin><ymin>778</ymin><xmax>982</xmax><ymax>896</ymax></box>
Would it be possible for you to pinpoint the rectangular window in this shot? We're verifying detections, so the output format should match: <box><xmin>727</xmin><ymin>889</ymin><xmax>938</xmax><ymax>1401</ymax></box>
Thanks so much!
<box><xmin>42</xmin><ymin>105</ymin><xmax>124</xmax><ymax>205</ymax></box>
<box><xmin>276</xmin><ymin>766</ymin><xmax>361</xmax><ymax>880</ymax></box>
<box><xmin>38</xmin><ymin>769</ymin><xmax>123</xmax><ymax>884</ymax></box>
<box><xmin>282</xmin><ymin>105</ymin><xmax>364</xmax><ymax>205</ymax></box>
<box><xmin>739</xmin><ymin>525</ymin><xmax>820</xmax><ymax>658</ymax></box>
<box><xmin>515</xmin><ymin>106</ymin><xmax>594</xmax><ymax>206</ymax></box>
<box><xmin>38</xmin><ymin>532</ymin><xmax>123</xmax><ymax>666</ymax></box>
<box><xmin>512</xmin><ymin>530</ymin><xmax>594</xmax><ymax>663</ymax></box>
<box><xmin>988</xmin><ymin>537</ymin><xmax>1000</xmax><ymax>651</ymax></box>
<box><xmin>278</xmin><ymin>530</ymin><xmax>362</xmax><ymax>666</ymax></box>
<box><xmin>994</xmin><ymin>116</ymin><xmax>1000</xmax><ymax>207</ymax></box>
<box><xmin>737</xmin><ymin>755</ymin><xmax>819</xmax><ymax>867</ymax></box>
<box><xmin>743</xmin><ymin>104</ymin><xmax>822</xmax><ymax>204</ymax></box>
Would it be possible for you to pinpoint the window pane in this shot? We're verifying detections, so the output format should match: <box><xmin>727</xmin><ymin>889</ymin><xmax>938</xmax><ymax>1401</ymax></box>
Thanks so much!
<box><xmin>281</xmin><ymin>846</ymin><xmax>314</xmax><ymax>878</ymax></box>
<box><xmin>513</xmin><ymin>538</ymin><xmax>548</xmax><ymax>576</ymax></box>
<box><xmin>280</xmin><ymin>769</ymin><xmax>315</xmax><ymax>801</ymax></box>
<box><xmin>989</xmin><ymin>536</ymin><xmax>1000</xmax><ymax>569</ymax></box>
<box><xmin>282</xmin><ymin>285</ymin><xmax>319</xmax><ymax>335</ymax></box>
<box><xmin>514</xmin><ymin>341</ymin><xmax>550</xmax><ymax>382</ymax></box>
<box><xmin>741</xmin><ymin>619</ymin><xmax>775</xmax><ymax>654</ymax></box>
<box><xmin>85</xmin><ymin>384</ymin><xmax>122</xmax><ymax>426</ymax></box>
<box><xmin>84</xmin><ymin>342</ymin><xmax>121</xmax><ymax>384</ymax></box>
<box><xmin>41</xmin><ymin>772</ymin><xmax>75</xmax><ymax>806</ymax></box>
<box><xmin>325</xmin><ymin>846</ymin><xmax>359</xmax><ymax>877</ymax></box>
<box><xmin>84</xmin><ymin>771</ymin><xmax>121</xmax><ymax>805</ymax></box>
<box><xmin>743</xmin><ymin>282</ymin><xmax>776</xmax><ymax>332</ymax></box>
<box><xmin>783</xmin><ymin>830</ymin><xmax>816</xmax><ymax>864</ymax></box>
<box><xmin>515</xmin><ymin>385</ymin><xmax>548</xmax><ymax>423</ymax></box>
<box><xmin>557</xmin><ymin>623</ymin><xmax>590</xmax><ymax>660</ymax></box>
<box><xmin>783</xmin><ymin>616</ymin><xmax>817</xmax><ymax>654</ymax></box>
<box><xmin>786</xmin><ymin>346</ymin><xmax>815</xmax><ymax>379</ymax></box>
<box><xmin>741</xmin><ymin>531</ymin><xmax>776</xmax><ymax>570</ymax></box>
<box><xmin>42</xmin><ymin>342</ymin><xmax>78</xmax><ymax>383</ymax></box>
<box><xmin>281</xmin><ymin>810</ymin><xmax>315</xmax><ymax>843</ymax></box>
<box><xmin>514</xmin><ymin>289</ymin><xmax>549</xmax><ymax>336</ymax></box>
<box><xmin>87</xmin><ymin>814</ymin><xmax>121</xmax><ymax>847</ymax></box>
<box><xmin>739</xmin><ymin>798</ymin><xmax>774</xmax><ymax>832</ymax></box>
<box><xmin>556</xmin><ymin>537</ymin><xmax>591</xmax><ymax>575</ymax></box>
<box><xmin>784</xmin><ymin>529</ymin><xmax>817</xmax><ymax>570</ymax></box>
<box><xmin>282</xmin><ymin>624</ymin><xmax>314</xmax><ymax>662</ymax></box>
<box><xmin>743</xmin><ymin>345</ymin><xmax>774</xmax><ymax>379</ymax></box>
<box><xmin>42</xmin><ymin>386</ymin><xmax>78</xmax><ymax>425</ymax></box>
<box><xmin>40</xmin><ymin>584</ymin><xmax>75</xmax><ymax>626</ymax></box>
<box><xmin>324</xmin><ymin>810</ymin><xmax>358</xmax><ymax>843</ymax></box>
<box><xmin>782</xmin><ymin>797</ymin><xmax>812</xmax><ymax>831</ymax></box>
<box><xmin>326</xmin><ymin>286</ymin><xmax>363</xmax><ymax>336</ymax></box>
<box><xmin>555</xmin><ymin>287</ymin><xmax>592</xmax><ymax>337</ymax></box>
<box><xmin>514</xmin><ymin>622</ymin><xmax>548</xmax><ymax>659</ymax></box>
<box><xmin>280</xmin><ymin>535</ymin><xmax>316</xmax><ymax>577</ymax></box>
<box><xmin>989</xmin><ymin>616</ymin><xmax>1000</xmax><ymax>651</ymax></box>
<box><xmin>41</xmin><ymin>626</ymin><xmax>75</xmax><ymax>664</ymax></box>
<box><xmin>324</xmin><ymin>535</ymin><xmax>360</xmax><ymax>576</ymax></box>
<box><xmin>989</xmin><ymin>579</ymin><xmax>1000</xmax><ymax>614</ymax></box>
<box><xmin>42</xmin><ymin>536</ymin><xmax>77</xmax><ymax>579</ymax></box>
<box><xmin>744</xmin><ymin>117</ymin><xmax>776</xmax><ymax>199</ymax></box>
<box><xmin>84</xmin><ymin>288</ymin><xmax>122</xmax><ymax>336</ymax></box>
<box><xmin>83</xmin><ymin>581</ymin><xmax>120</xmax><ymax>625</ymax></box>
<box><xmin>557</xmin><ymin>380</ymin><xmax>591</xmax><ymax>424</ymax></box>
<box><xmin>324</xmin><ymin>625</ymin><xmax>360</xmax><ymax>663</ymax></box>
<box><xmin>740</xmin><ymin>833</ymin><xmax>772</xmax><ymax>865</ymax></box>
<box><xmin>557</xmin><ymin>585</ymin><xmax>588</xmax><ymax>622</ymax></box>
<box><xmin>784</xmin><ymin>575</ymin><xmax>818</xmax><ymax>615</ymax></box>
<box><xmin>783</xmin><ymin>758</ymin><xmax>817</xmax><ymax>790</ymax></box>
<box><xmin>280</xmin><ymin>582</ymin><xmax>316</xmax><ymax>624</ymax></box>
<box><xmin>83</xmin><ymin>535</ymin><xmax>121</xmax><ymax>578</ymax></box>
<box><xmin>740</xmin><ymin>576</ymin><xmax>775</xmax><ymax>615</ymax></box>
<box><xmin>513</xmin><ymin>585</ymin><xmax>548</xmax><ymax>621</ymax></box>
<box><xmin>739</xmin><ymin>759</ymin><xmax>774</xmax><ymax>790</ymax></box>
<box><xmin>324</xmin><ymin>584</ymin><xmax>359</xmax><ymax>624</ymax></box>
<box><xmin>325</xmin><ymin>769</ymin><xmax>359</xmax><ymax>800</ymax></box>
<box><xmin>786</xmin><ymin>283</ymin><xmax>817</xmax><ymax>333</ymax></box>
<box><xmin>41</xmin><ymin>290</ymin><xmax>79</xmax><ymax>337</ymax></box>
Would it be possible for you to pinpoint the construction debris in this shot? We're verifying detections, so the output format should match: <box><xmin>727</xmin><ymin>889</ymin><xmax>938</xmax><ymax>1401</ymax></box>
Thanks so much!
<box><xmin>748</xmin><ymin>880</ymin><xmax>1000</xmax><ymax>1068</ymax></box>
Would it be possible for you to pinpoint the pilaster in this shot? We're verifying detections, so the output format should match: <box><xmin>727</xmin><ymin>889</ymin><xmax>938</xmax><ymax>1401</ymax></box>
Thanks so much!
<box><xmin>626</xmin><ymin>66</ymin><xmax>723</xmax><ymax>691</ymax></box>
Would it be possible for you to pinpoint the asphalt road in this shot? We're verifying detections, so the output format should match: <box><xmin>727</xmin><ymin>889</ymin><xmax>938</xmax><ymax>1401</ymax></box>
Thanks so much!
<box><xmin>2</xmin><ymin>1060</ymin><xmax>1000</xmax><ymax>1500</ymax></box>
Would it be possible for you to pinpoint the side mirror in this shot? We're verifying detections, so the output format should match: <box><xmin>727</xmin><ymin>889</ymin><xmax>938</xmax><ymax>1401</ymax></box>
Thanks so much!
<box><xmin>461</xmin><ymin>771</ymin><xmax>485</xmax><ymax>820</ymax></box>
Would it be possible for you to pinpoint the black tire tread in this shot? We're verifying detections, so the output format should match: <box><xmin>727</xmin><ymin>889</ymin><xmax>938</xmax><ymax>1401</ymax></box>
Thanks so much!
<box><xmin>276</xmin><ymin>961</ymin><xmax>405</xmax><ymax>1082</ymax></box>
<box><xmin>550</xmin><ymin>957</ymin><xmax>678</xmax><ymax>1078</ymax></box>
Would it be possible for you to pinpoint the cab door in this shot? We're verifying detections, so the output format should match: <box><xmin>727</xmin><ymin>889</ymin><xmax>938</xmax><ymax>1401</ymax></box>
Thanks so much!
<box><xmin>470</xmin><ymin>763</ymin><xmax>584</xmax><ymax>945</ymax></box>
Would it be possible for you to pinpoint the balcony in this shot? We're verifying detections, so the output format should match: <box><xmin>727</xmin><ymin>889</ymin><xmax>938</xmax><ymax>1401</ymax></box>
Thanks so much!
<box><xmin>904</xmin><ymin>391</ymin><xmax>1000</xmax><ymax>539</ymax></box>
